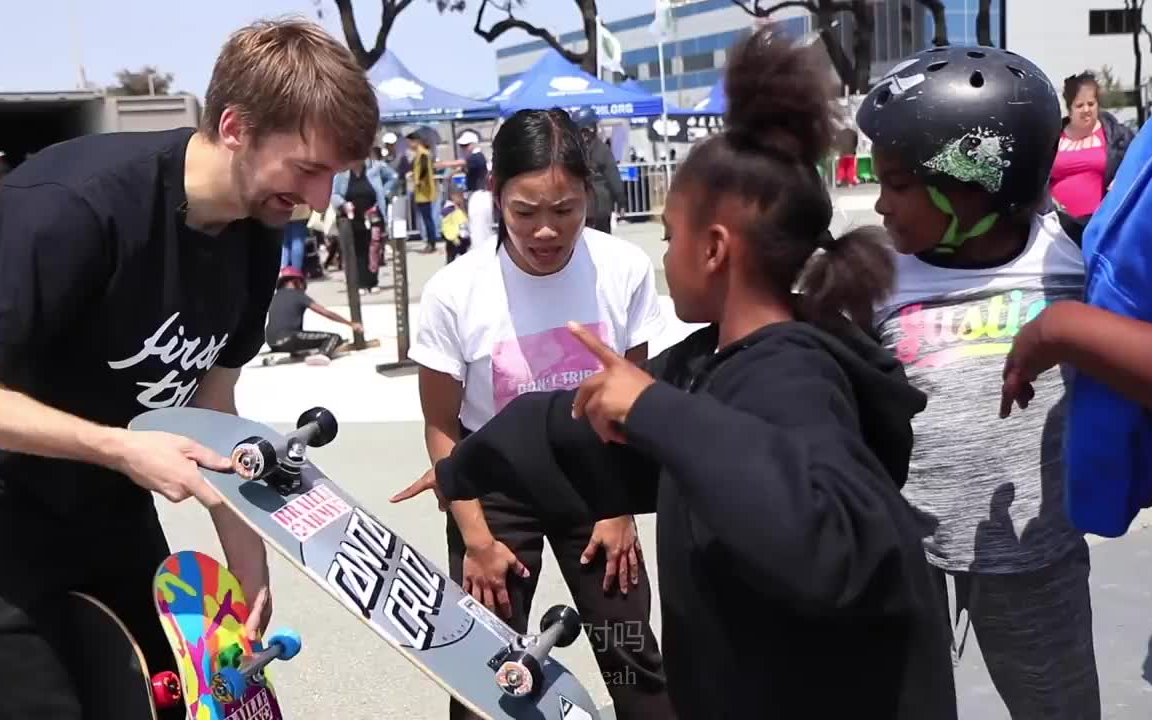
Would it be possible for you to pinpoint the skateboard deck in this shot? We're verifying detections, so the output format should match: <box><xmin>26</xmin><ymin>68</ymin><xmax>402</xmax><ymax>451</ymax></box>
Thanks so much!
<box><xmin>130</xmin><ymin>406</ymin><xmax>601</xmax><ymax>720</ymax></box>
<box><xmin>153</xmin><ymin>550</ymin><xmax>288</xmax><ymax>720</ymax></box>
<box><xmin>63</xmin><ymin>592</ymin><xmax>182</xmax><ymax>720</ymax></box>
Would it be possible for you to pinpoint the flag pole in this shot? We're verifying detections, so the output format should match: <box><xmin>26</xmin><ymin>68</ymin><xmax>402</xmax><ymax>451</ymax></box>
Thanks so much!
<box><xmin>653</xmin><ymin>0</ymin><xmax>672</xmax><ymax>187</ymax></box>
<box><xmin>658</xmin><ymin>40</ymin><xmax>670</xmax><ymax>186</ymax></box>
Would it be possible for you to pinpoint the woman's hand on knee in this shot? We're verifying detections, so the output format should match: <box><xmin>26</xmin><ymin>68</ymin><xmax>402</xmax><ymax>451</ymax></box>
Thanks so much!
<box><xmin>582</xmin><ymin>516</ymin><xmax>642</xmax><ymax>595</ymax></box>
<box><xmin>463</xmin><ymin>539</ymin><xmax>530</xmax><ymax>620</ymax></box>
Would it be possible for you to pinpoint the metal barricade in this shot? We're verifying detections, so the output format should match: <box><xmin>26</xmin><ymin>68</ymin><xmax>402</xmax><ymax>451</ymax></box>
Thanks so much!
<box><xmin>618</xmin><ymin>162</ymin><xmax>679</xmax><ymax>219</ymax></box>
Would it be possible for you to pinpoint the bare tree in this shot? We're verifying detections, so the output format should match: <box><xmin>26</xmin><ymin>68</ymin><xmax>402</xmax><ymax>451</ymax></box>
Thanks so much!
<box><xmin>107</xmin><ymin>66</ymin><xmax>174</xmax><ymax>96</ymax></box>
<box><xmin>332</xmin><ymin>0</ymin><xmax>467</xmax><ymax>71</ymax></box>
<box><xmin>473</xmin><ymin>0</ymin><xmax>600</xmax><ymax>75</ymax></box>
<box><xmin>730</xmin><ymin>0</ymin><xmax>873</xmax><ymax>93</ymax></box>
<box><xmin>917</xmin><ymin>0</ymin><xmax>948</xmax><ymax>46</ymax></box>
<box><xmin>975</xmin><ymin>0</ymin><xmax>993</xmax><ymax>46</ymax></box>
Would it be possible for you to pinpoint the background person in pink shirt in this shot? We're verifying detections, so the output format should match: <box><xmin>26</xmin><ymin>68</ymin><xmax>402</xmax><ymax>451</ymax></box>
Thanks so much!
<box><xmin>1050</xmin><ymin>72</ymin><xmax>1134</xmax><ymax>219</ymax></box>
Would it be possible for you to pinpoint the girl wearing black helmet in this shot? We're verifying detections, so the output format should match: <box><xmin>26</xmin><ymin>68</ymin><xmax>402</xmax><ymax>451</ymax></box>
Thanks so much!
<box><xmin>860</xmin><ymin>47</ymin><xmax>1099</xmax><ymax>717</ymax></box>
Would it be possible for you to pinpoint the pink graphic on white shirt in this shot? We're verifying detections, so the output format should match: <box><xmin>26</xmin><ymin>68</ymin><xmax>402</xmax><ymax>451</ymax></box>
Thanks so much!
<box><xmin>491</xmin><ymin>322</ymin><xmax>611</xmax><ymax>412</ymax></box>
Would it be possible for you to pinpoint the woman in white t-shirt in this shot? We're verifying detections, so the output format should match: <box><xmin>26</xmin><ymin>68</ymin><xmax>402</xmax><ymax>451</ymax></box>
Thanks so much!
<box><xmin>398</xmin><ymin>108</ymin><xmax>674</xmax><ymax>719</ymax></box>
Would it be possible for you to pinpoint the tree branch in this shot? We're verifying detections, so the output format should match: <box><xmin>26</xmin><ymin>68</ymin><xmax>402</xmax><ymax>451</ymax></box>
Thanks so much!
<box><xmin>916</xmin><ymin>0</ymin><xmax>948</xmax><ymax>46</ymax></box>
<box><xmin>730</xmin><ymin>0</ymin><xmax>817</xmax><ymax>17</ymax></box>
<box><xmin>474</xmin><ymin>0</ymin><xmax>585</xmax><ymax>66</ymax></box>
<box><xmin>334</xmin><ymin>0</ymin><xmax>462</xmax><ymax>70</ymax></box>
<box><xmin>333</xmin><ymin>0</ymin><xmax>370</xmax><ymax>67</ymax></box>
<box><xmin>975</xmin><ymin>0</ymin><xmax>993</xmax><ymax>46</ymax></box>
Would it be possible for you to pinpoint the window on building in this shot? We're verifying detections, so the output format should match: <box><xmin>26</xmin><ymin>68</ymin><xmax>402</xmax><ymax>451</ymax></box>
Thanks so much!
<box><xmin>647</xmin><ymin>58</ymin><xmax>673</xmax><ymax>78</ymax></box>
<box><xmin>1089</xmin><ymin>8</ymin><xmax>1137</xmax><ymax>35</ymax></box>
<box><xmin>681</xmin><ymin>53</ymin><xmax>715</xmax><ymax>73</ymax></box>
<box><xmin>623</xmin><ymin>64</ymin><xmax>639</xmax><ymax>80</ymax></box>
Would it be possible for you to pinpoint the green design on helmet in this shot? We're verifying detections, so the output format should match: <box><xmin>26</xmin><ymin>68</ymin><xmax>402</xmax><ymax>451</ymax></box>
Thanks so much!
<box><xmin>923</xmin><ymin>128</ymin><xmax>1014</xmax><ymax>195</ymax></box>
<box><xmin>856</xmin><ymin>44</ymin><xmax>1061</xmax><ymax>254</ymax></box>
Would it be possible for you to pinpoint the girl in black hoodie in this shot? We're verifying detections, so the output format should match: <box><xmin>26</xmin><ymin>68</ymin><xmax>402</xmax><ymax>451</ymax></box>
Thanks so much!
<box><xmin>394</xmin><ymin>27</ymin><xmax>958</xmax><ymax>719</ymax></box>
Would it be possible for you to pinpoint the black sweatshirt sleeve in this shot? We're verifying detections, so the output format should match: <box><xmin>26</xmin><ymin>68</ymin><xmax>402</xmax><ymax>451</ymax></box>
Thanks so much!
<box><xmin>436</xmin><ymin>388</ymin><xmax>660</xmax><ymax>523</ymax></box>
<box><xmin>623</xmin><ymin>344</ymin><xmax>910</xmax><ymax>615</ymax></box>
<box><xmin>0</xmin><ymin>183</ymin><xmax>111</xmax><ymax>384</ymax></box>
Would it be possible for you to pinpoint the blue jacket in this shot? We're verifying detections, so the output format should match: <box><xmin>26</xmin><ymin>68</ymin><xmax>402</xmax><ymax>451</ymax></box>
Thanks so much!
<box><xmin>1066</xmin><ymin>119</ymin><xmax>1152</xmax><ymax>537</ymax></box>
<box><xmin>330</xmin><ymin>159</ymin><xmax>397</xmax><ymax>215</ymax></box>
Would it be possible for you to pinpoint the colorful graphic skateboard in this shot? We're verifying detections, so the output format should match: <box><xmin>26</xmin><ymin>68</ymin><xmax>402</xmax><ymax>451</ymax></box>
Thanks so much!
<box><xmin>63</xmin><ymin>592</ymin><xmax>182</xmax><ymax>720</ymax></box>
<box><xmin>153</xmin><ymin>550</ymin><xmax>301</xmax><ymax>720</ymax></box>
<box><xmin>130</xmin><ymin>406</ymin><xmax>601</xmax><ymax>720</ymax></box>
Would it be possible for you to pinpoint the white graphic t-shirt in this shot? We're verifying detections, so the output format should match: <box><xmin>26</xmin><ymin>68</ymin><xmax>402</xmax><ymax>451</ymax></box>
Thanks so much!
<box><xmin>874</xmin><ymin>211</ymin><xmax>1086</xmax><ymax>574</ymax></box>
<box><xmin>411</xmin><ymin>228</ymin><xmax>666</xmax><ymax>432</ymax></box>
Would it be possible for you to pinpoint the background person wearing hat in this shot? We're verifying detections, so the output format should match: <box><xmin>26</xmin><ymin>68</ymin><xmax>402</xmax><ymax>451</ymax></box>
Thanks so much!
<box><xmin>438</xmin><ymin>129</ymin><xmax>495</xmax><ymax>251</ymax></box>
<box><xmin>572</xmin><ymin>107</ymin><xmax>626</xmax><ymax>233</ymax></box>
<box><xmin>264</xmin><ymin>266</ymin><xmax>363</xmax><ymax>366</ymax></box>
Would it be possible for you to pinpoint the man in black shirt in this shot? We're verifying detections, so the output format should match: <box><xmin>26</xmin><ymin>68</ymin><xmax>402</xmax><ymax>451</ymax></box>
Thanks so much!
<box><xmin>0</xmin><ymin>19</ymin><xmax>379</xmax><ymax>719</ymax></box>
<box><xmin>572</xmin><ymin>108</ymin><xmax>626</xmax><ymax>234</ymax></box>
<box><xmin>265</xmin><ymin>266</ymin><xmax>363</xmax><ymax>366</ymax></box>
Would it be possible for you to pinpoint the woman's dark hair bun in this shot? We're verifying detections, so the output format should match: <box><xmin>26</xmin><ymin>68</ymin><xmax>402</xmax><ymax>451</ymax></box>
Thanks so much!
<box><xmin>723</xmin><ymin>29</ymin><xmax>838</xmax><ymax>166</ymax></box>
<box><xmin>671</xmin><ymin>24</ymin><xmax>891</xmax><ymax>333</ymax></box>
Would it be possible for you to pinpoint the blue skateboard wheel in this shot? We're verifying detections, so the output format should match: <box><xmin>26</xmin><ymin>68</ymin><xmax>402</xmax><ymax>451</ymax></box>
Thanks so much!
<box><xmin>268</xmin><ymin>628</ymin><xmax>302</xmax><ymax>660</ymax></box>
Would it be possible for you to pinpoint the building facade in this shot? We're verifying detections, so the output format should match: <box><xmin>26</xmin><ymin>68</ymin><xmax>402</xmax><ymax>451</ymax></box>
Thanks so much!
<box><xmin>494</xmin><ymin>0</ymin><xmax>1142</xmax><ymax>117</ymax></box>
<box><xmin>1006</xmin><ymin>0</ymin><xmax>1144</xmax><ymax>108</ymax></box>
<box><xmin>494</xmin><ymin>0</ymin><xmax>811</xmax><ymax>109</ymax></box>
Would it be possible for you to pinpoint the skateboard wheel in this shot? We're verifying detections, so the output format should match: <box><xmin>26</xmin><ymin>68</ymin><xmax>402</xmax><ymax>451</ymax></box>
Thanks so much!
<box><xmin>296</xmin><ymin>407</ymin><xmax>338</xmax><ymax>446</ymax></box>
<box><xmin>540</xmin><ymin>605</ymin><xmax>582</xmax><ymax>648</ymax></box>
<box><xmin>231</xmin><ymin>437</ymin><xmax>275</xmax><ymax>480</ymax></box>
<box><xmin>268</xmin><ymin>628</ymin><xmax>303</xmax><ymax>661</ymax></box>
<box><xmin>211</xmin><ymin>667</ymin><xmax>246</xmax><ymax>704</ymax></box>
<box><xmin>151</xmin><ymin>671</ymin><xmax>182</xmax><ymax>709</ymax></box>
<box><xmin>495</xmin><ymin>654</ymin><xmax>543</xmax><ymax>698</ymax></box>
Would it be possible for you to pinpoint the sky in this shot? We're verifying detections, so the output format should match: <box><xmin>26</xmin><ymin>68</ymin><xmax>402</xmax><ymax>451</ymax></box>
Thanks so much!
<box><xmin>0</xmin><ymin>0</ymin><xmax>657</xmax><ymax>100</ymax></box>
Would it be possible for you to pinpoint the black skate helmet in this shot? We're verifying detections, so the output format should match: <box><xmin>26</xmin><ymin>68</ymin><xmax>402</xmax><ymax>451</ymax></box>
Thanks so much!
<box><xmin>857</xmin><ymin>46</ymin><xmax>1061</xmax><ymax>253</ymax></box>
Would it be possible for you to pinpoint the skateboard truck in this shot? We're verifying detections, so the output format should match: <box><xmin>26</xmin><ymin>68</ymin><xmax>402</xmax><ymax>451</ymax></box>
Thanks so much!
<box><xmin>230</xmin><ymin>407</ymin><xmax>338</xmax><ymax>495</ymax></box>
<box><xmin>211</xmin><ymin>628</ymin><xmax>302</xmax><ymax>704</ymax></box>
<box><xmin>151</xmin><ymin>670</ymin><xmax>182</xmax><ymax>709</ymax></box>
<box><xmin>491</xmin><ymin>605</ymin><xmax>582</xmax><ymax>699</ymax></box>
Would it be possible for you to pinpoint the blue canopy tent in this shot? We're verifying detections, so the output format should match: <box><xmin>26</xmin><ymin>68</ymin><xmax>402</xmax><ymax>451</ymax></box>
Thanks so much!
<box><xmin>490</xmin><ymin>49</ymin><xmax>665</xmax><ymax>120</ymax></box>
<box><xmin>619</xmin><ymin>78</ymin><xmax>649</xmax><ymax>96</ymax></box>
<box><xmin>368</xmin><ymin>50</ymin><xmax>498</xmax><ymax>123</ymax></box>
<box><xmin>619</xmin><ymin>78</ymin><xmax>698</xmax><ymax>115</ymax></box>
<box><xmin>682</xmin><ymin>79</ymin><xmax>726</xmax><ymax>115</ymax></box>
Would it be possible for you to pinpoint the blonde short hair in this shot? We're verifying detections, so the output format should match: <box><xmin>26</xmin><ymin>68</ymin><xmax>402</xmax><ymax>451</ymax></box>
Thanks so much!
<box><xmin>202</xmin><ymin>17</ymin><xmax>379</xmax><ymax>163</ymax></box>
